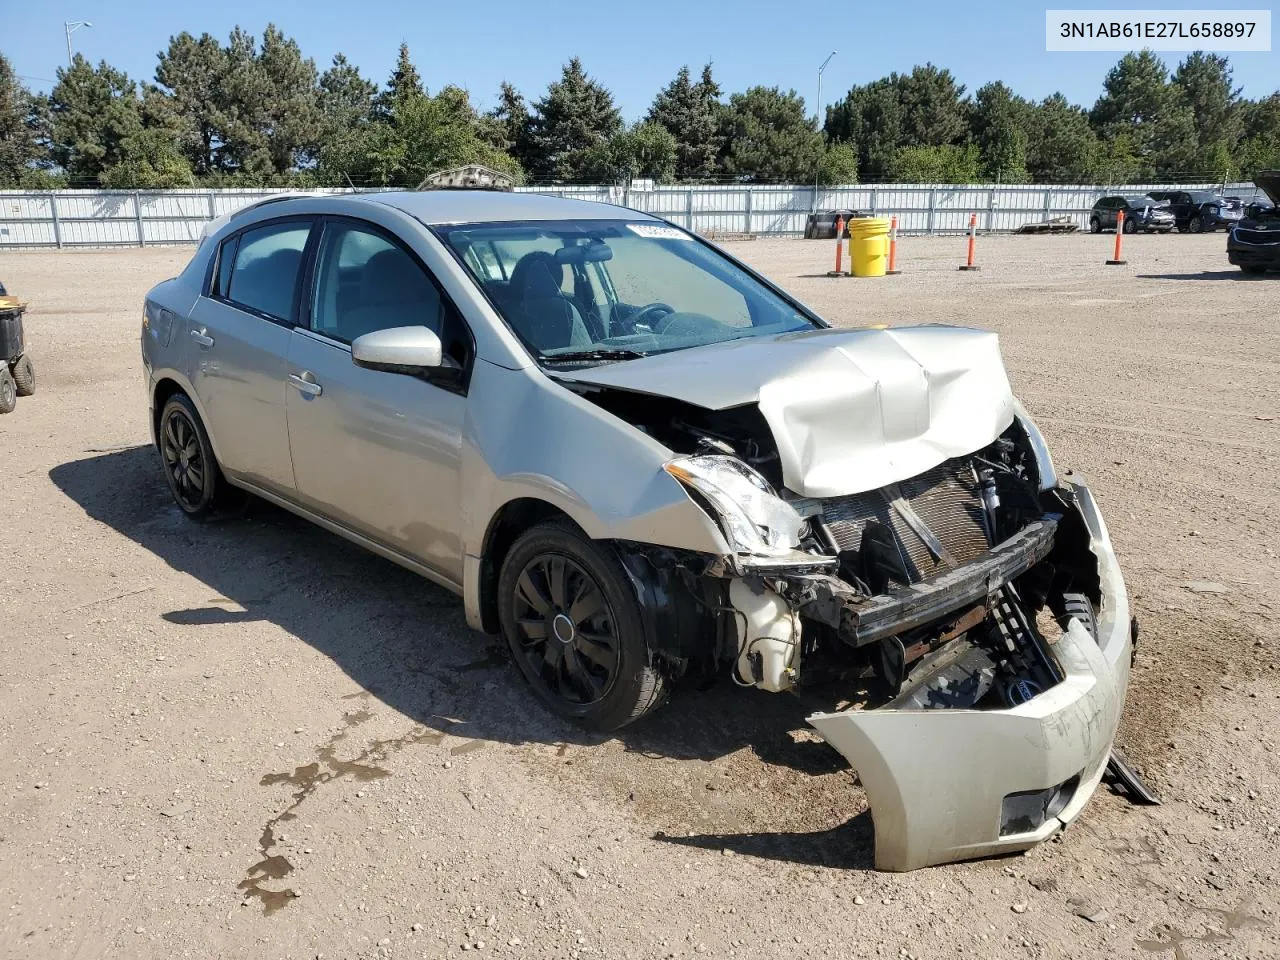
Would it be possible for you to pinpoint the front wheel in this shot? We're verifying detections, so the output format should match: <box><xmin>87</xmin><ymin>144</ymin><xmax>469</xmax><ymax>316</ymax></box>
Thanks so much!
<box><xmin>1240</xmin><ymin>265</ymin><xmax>1266</xmax><ymax>275</ymax></box>
<box><xmin>1089</xmin><ymin>217</ymin><xmax>1101</xmax><ymax>234</ymax></box>
<box><xmin>1189</xmin><ymin>216</ymin><xmax>1203</xmax><ymax>233</ymax></box>
<box><xmin>498</xmin><ymin>520</ymin><xmax>666</xmax><ymax>731</ymax></box>
<box><xmin>1123</xmin><ymin>219</ymin><xmax>1137</xmax><ymax>234</ymax></box>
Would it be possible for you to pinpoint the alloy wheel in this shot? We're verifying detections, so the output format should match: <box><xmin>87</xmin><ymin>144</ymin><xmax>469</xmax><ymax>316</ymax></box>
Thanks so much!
<box><xmin>161</xmin><ymin>408</ymin><xmax>207</xmax><ymax>510</ymax></box>
<box><xmin>511</xmin><ymin>553</ymin><xmax>620</xmax><ymax>707</ymax></box>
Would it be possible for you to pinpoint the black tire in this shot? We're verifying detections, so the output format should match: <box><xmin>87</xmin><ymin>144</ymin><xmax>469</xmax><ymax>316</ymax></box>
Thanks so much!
<box><xmin>1089</xmin><ymin>217</ymin><xmax>1101</xmax><ymax>234</ymax></box>
<box><xmin>498</xmin><ymin>520</ymin><xmax>666</xmax><ymax>731</ymax></box>
<box><xmin>1123</xmin><ymin>218</ymin><xmax>1137</xmax><ymax>234</ymax></box>
<box><xmin>1240</xmin><ymin>265</ymin><xmax>1266</xmax><ymax>275</ymax></box>
<box><xmin>0</xmin><ymin>367</ymin><xmax>15</xmax><ymax>414</ymax></box>
<box><xmin>11</xmin><ymin>354</ymin><xmax>34</xmax><ymax>396</ymax></box>
<box><xmin>1189</xmin><ymin>215</ymin><xmax>1203</xmax><ymax>233</ymax></box>
<box><xmin>158</xmin><ymin>393</ymin><xmax>225</xmax><ymax>519</ymax></box>
<box><xmin>1057</xmin><ymin>593</ymin><xmax>1099</xmax><ymax>643</ymax></box>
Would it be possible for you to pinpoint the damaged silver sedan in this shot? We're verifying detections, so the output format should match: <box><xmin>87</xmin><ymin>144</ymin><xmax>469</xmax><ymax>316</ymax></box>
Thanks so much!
<box><xmin>142</xmin><ymin>191</ymin><xmax>1139</xmax><ymax>872</ymax></box>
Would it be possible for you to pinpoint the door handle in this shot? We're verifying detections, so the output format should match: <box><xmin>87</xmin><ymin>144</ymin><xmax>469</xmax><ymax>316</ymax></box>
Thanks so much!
<box><xmin>288</xmin><ymin>373</ymin><xmax>323</xmax><ymax>397</ymax></box>
<box><xmin>190</xmin><ymin>329</ymin><xmax>214</xmax><ymax>347</ymax></box>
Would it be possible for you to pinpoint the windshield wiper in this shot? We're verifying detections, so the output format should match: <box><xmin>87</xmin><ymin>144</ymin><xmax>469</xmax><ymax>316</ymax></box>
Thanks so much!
<box><xmin>541</xmin><ymin>348</ymin><xmax>649</xmax><ymax>364</ymax></box>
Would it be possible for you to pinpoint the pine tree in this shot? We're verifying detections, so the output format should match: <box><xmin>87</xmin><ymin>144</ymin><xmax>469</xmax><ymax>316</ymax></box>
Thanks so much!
<box><xmin>647</xmin><ymin>63</ymin><xmax>722</xmax><ymax>181</ymax></box>
<box><xmin>0</xmin><ymin>54</ymin><xmax>45</xmax><ymax>187</ymax></box>
<box><xmin>972</xmin><ymin>82</ymin><xmax>1030</xmax><ymax>182</ymax></box>
<box><xmin>376</xmin><ymin>42</ymin><xmax>424</xmax><ymax>120</ymax></box>
<box><xmin>526</xmin><ymin>58</ymin><xmax>622</xmax><ymax>182</ymax></box>
<box><xmin>718</xmin><ymin>86</ymin><xmax>822</xmax><ymax>182</ymax></box>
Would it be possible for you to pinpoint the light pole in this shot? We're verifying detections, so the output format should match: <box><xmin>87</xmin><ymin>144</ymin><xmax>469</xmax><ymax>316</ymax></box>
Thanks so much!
<box><xmin>64</xmin><ymin>21</ymin><xmax>93</xmax><ymax>68</ymax></box>
<box><xmin>812</xmin><ymin>50</ymin><xmax>837</xmax><ymax>212</ymax></box>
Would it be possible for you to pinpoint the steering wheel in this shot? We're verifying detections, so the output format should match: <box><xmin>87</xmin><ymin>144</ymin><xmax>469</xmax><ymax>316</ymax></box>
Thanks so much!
<box><xmin>630</xmin><ymin>302</ymin><xmax>676</xmax><ymax>331</ymax></box>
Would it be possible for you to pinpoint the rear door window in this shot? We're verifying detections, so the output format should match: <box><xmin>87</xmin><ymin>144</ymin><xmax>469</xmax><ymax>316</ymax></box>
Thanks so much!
<box><xmin>224</xmin><ymin>220</ymin><xmax>312</xmax><ymax>323</ymax></box>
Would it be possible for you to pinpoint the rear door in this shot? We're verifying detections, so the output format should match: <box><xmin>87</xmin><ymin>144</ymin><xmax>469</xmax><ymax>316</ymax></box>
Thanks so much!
<box><xmin>284</xmin><ymin>216</ymin><xmax>472</xmax><ymax>583</ymax></box>
<box><xmin>187</xmin><ymin>217</ymin><xmax>313</xmax><ymax>493</ymax></box>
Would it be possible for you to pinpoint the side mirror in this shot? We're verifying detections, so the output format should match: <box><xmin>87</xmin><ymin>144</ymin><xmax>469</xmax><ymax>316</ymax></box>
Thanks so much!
<box><xmin>351</xmin><ymin>325</ymin><xmax>443</xmax><ymax>374</ymax></box>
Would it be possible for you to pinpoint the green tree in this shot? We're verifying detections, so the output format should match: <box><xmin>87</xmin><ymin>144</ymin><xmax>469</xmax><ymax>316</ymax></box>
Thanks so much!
<box><xmin>647</xmin><ymin>63</ymin><xmax>722</xmax><ymax>181</ymax></box>
<box><xmin>971</xmin><ymin>82</ymin><xmax>1029</xmax><ymax>182</ymax></box>
<box><xmin>375</xmin><ymin>42</ymin><xmax>424</xmax><ymax>120</ymax></box>
<box><xmin>99</xmin><ymin>127</ymin><xmax>194</xmax><ymax>187</ymax></box>
<box><xmin>1237</xmin><ymin>94</ymin><xmax>1280</xmax><ymax>173</ymax></box>
<box><xmin>1091</xmin><ymin>49</ymin><xmax>1197</xmax><ymax>177</ymax></box>
<box><xmin>153</xmin><ymin>32</ymin><xmax>230</xmax><ymax>175</ymax></box>
<box><xmin>826</xmin><ymin>65</ymin><xmax>967</xmax><ymax>181</ymax></box>
<box><xmin>1172</xmin><ymin>52</ymin><xmax>1243</xmax><ymax>177</ymax></box>
<box><xmin>719</xmin><ymin>86</ymin><xmax>821</xmax><ymax>182</ymax></box>
<box><xmin>47</xmin><ymin>54</ymin><xmax>147</xmax><ymax>184</ymax></box>
<box><xmin>479</xmin><ymin>81</ymin><xmax>532</xmax><ymax>170</ymax></box>
<box><xmin>888</xmin><ymin>143</ymin><xmax>980</xmax><ymax>183</ymax></box>
<box><xmin>816</xmin><ymin>141</ymin><xmax>859</xmax><ymax>184</ymax></box>
<box><xmin>0</xmin><ymin>54</ymin><xmax>45</xmax><ymax>187</ymax></box>
<box><xmin>527</xmin><ymin>58</ymin><xmax>622</xmax><ymax>182</ymax></box>
<box><xmin>1024</xmin><ymin>94</ymin><xmax>1100</xmax><ymax>182</ymax></box>
<box><xmin>582</xmin><ymin>122</ymin><xmax>678</xmax><ymax>184</ymax></box>
<box><xmin>897</xmin><ymin>64</ymin><xmax>968</xmax><ymax>147</ymax></box>
<box><xmin>320</xmin><ymin>53</ymin><xmax>377</xmax><ymax>130</ymax></box>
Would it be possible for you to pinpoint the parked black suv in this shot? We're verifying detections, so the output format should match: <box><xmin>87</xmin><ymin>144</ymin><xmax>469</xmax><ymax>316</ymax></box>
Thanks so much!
<box><xmin>1147</xmin><ymin>189</ymin><xmax>1244</xmax><ymax>233</ymax></box>
<box><xmin>1227</xmin><ymin>172</ymin><xmax>1280</xmax><ymax>274</ymax></box>
<box><xmin>1089</xmin><ymin>195</ymin><xmax>1176</xmax><ymax>234</ymax></box>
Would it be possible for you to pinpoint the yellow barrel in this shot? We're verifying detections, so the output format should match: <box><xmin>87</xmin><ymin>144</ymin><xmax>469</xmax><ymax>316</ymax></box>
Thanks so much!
<box><xmin>848</xmin><ymin>216</ymin><xmax>891</xmax><ymax>277</ymax></box>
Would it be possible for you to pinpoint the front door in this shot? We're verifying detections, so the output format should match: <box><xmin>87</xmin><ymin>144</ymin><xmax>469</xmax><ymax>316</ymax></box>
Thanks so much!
<box><xmin>187</xmin><ymin>218</ymin><xmax>312</xmax><ymax>494</ymax></box>
<box><xmin>284</xmin><ymin>218</ymin><xmax>469</xmax><ymax>583</ymax></box>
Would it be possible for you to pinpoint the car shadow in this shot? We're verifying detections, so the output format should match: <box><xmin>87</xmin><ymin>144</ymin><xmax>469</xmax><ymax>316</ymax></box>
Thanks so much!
<box><xmin>655</xmin><ymin>810</ymin><xmax>876</xmax><ymax>869</ymax></box>
<box><xmin>1137</xmin><ymin>270</ymin><xmax>1273</xmax><ymax>281</ymax></box>
<box><xmin>48</xmin><ymin>446</ymin><xmax>858</xmax><ymax>784</ymax></box>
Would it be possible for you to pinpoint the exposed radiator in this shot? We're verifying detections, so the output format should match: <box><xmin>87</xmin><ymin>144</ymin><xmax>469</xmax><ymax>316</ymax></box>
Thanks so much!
<box><xmin>820</xmin><ymin>457</ymin><xmax>990</xmax><ymax>582</ymax></box>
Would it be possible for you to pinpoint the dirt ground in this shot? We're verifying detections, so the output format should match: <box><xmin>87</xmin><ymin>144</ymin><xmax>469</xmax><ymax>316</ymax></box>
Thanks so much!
<box><xmin>1</xmin><ymin>232</ymin><xmax>1277</xmax><ymax>960</ymax></box>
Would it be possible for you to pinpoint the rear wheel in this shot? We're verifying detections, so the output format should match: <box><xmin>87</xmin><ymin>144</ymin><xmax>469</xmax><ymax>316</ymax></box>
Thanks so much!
<box><xmin>0</xmin><ymin>367</ymin><xmax>15</xmax><ymax>414</ymax></box>
<box><xmin>158</xmin><ymin>394</ymin><xmax>225</xmax><ymax>519</ymax></box>
<box><xmin>1240</xmin><ymin>265</ymin><xmax>1266</xmax><ymax>275</ymax></box>
<box><xmin>1089</xmin><ymin>217</ymin><xmax>1101</xmax><ymax>234</ymax></box>
<box><xmin>1189</xmin><ymin>215</ymin><xmax>1204</xmax><ymax>233</ymax></box>
<box><xmin>11</xmin><ymin>354</ymin><xmax>34</xmax><ymax>396</ymax></box>
<box><xmin>498</xmin><ymin>520</ymin><xmax>666</xmax><ymax>731</ymax></box>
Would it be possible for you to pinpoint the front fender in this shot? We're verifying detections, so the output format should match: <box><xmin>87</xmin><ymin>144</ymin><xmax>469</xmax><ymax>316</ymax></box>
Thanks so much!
<box><xmin>460</xmin><ymin>360</ymin><xmax>728</xmax><ymax>559</ymax></box>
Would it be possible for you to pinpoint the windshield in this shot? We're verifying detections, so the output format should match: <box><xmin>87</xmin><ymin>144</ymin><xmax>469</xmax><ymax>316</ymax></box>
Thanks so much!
<box><xmin>437</xmin><ymin>219</ymin><xmax>819</xmax><ymax>362</ymax></box>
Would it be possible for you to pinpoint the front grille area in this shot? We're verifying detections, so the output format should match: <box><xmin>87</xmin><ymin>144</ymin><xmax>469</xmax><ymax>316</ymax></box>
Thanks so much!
<box><xmin>821</xmin><ymin>457</ymin><xmax>990</xmax><ymax>582</ymax></box>
<box><xmin>1234</xmin><ymin>227</ymin><xmax>1280</xmax><ymax>245</ymax></box>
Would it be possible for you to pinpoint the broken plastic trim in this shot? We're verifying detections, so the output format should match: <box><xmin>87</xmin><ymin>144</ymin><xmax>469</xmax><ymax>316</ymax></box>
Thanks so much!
<box><xmin>794</xmin><ymin>519</ymin><xmax>1058</xmax><ymax>647</ymax></box>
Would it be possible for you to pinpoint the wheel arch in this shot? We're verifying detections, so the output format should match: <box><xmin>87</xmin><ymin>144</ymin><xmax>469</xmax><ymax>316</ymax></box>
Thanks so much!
<box><xmin>151</xmin><ymin>372</ymin><xmax>225</xmax><ymax>464</ymax></box>
<box><xmin>475</xmin><ymin>497</ymin><xmax>581</xmax><ymax>635</ymax></box>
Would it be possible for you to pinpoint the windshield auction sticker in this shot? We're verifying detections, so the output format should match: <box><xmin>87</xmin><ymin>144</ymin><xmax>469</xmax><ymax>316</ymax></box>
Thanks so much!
<box><xmin>1046</xmin><ymin>9</ymin><xmax>1271</xmax><ymax>50</ymax></box>
<box><xmin>626</xmin><ymin>223</ymin><xmax>692</xmax><ymax>240</ymax></box>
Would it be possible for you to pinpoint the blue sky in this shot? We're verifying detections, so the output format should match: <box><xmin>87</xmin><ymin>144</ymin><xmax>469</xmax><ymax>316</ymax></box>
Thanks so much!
<box><xmin>5</xmin><ymin>0</ymin><xmax>1277</xmax><ymax>119</ymax></box>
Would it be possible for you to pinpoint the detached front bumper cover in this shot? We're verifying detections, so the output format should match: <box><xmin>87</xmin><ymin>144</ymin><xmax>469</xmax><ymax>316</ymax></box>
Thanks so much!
<box><xmin>808</xmin><ymin>478</ymin><xmax>1131</xmax><ymax>871</ymax></box>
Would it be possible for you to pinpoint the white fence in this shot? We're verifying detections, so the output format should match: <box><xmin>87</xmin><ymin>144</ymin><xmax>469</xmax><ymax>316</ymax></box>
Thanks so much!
<box><xmin>0</xmin><ymin>182</ymin><xmax>1262</xmax><ymax>249</ymax></box>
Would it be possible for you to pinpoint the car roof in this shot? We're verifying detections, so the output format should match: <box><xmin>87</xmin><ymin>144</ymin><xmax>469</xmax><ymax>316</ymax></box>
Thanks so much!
<box><xmin>363</xmin><ymin>190</ymin><xmax>658</xmax><ymax>225</ymax></box>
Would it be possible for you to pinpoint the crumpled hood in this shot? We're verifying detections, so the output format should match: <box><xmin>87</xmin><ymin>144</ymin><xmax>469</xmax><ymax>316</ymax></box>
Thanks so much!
<box><xmin>1254</xmin><ymin>171</ymin><xmax>1280</xmax><ymax>206</ymax></box>
<box><xmin>560</xmin><ymin>325</ymin><xmax>1016</xmax><ymax>498</ymax></box>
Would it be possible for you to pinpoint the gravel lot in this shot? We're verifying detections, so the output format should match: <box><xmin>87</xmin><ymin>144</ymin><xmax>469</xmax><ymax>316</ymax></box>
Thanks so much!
<box><xmin>1</xmin><ymin>232</ymin><xmax>1277</xmax><ymax>960</ymax></box>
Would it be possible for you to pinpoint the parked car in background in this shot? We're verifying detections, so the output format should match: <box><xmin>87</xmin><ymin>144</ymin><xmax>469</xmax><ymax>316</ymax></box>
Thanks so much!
<box><xmin>1227</xmin><ymin>171</ymin><xmax>1280</xmax><ymax>274</ymax></box>
<box><xmin>1147</xmin><ymin>189</ymin><xmax>1245</xmax><ymax>233</ymax></box>
<box><xmin>1090</xmin><ymin>195</ymin><xmax>1176</xmax><ymax>234</ymax></box>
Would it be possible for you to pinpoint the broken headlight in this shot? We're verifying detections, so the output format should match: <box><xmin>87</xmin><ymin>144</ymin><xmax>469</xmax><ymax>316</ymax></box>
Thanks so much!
<box><xmin>664</xmin><ymin>455</ymin><xmax>806</xmax><ymax>558</ymax></box>
<box><xmin>1013</xmin><ymin>402</ymin><xmax>1058</xmax><ymax>491</ymax></box>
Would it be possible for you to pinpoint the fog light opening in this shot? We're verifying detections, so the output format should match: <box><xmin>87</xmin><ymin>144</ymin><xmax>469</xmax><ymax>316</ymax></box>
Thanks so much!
<box><xmin>999</xmin><ymin>774</ymin><xmax>1081</xmax><ymax>837</ymax></box>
